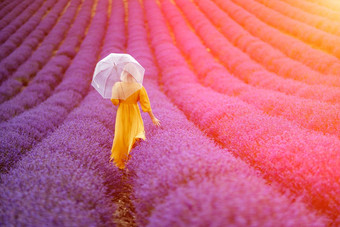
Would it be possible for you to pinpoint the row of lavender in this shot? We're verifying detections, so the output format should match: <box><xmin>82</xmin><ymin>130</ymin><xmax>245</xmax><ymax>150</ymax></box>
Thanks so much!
<box><xmin>0</xmin><ymin>0</ymin><xmax>93</xmax><ymax>122</ymax></box>
<box><xmin>0</xmin><ymin>0</ymin><xmax>123</xmax><ymax>225</ymax></box>
<box><xmin>0</xmin><ymin>0</ymin><xmax>24</xmax><ymax>21</ymax></box>
<box><xmin>280</xmin><ymin>0</ymin><xmax>340</xmax><ymax>21</ymax></box>
<box><xmin>230</xmin><ymin>0</ymin><xmax>340</xmax><ymax>58</ymax></box>
<box><xmin>142</xmin><ymin>0</ymin><xmax>340</xmax><ymax>224</ymax></box>
<box><xmin>308</xmin><ymin>0</ymin><xmax>340</xmax><ymax>11</ymax></box>
<box><xmin>0</xmin><ymin>0</ymin><xmax>80</xmax><ymax>103</ymax></box>
<box><xmin>125</xmin><ymin>0</ymin><xmax>328</xmax><ymax>226</ymax></box>
<box><xmin>0</xmin><ymin>0</ymin><xmax>56</xmax><ymax>61</ymax></box>
<box><xmin>0</xmin><ymin>0</ymin><xmax>38</xmax><ymax>37</ymax></box>
<box><xmin>0</xmin><ymin>0</ymin><xmax>69</xmax><ymax>82</ymax></box>
<box><xmin>177</xmin><ymin>0</ymin><xmax>340</xmax><ymax>105</ymax></box>
<box><xmin>255</xmin><ymin>0</ymin><xmax>340</xmax><ymax>36</ymax></box>
<box><xmin>214</xmin><ymin>0</ymin><xmax>340</xmax><ymax>76</ymax></box>
<box><xmin>0</xmin><ymin>0</ymin><xmax>96</xmax><ymax>173</ymax></box>
<box><xmin>0</xmin><ymin>0</ymin><xmax>338</xmax><ymax>225</ymax></box>
<box><xmin>194</xmin><ymin>0</ymin><xmax>340</xmax><ymax>88</ymax></box>
<box><xmin>0</xmin><ymin>0</ymin><xmax>80</xmax><ymax>105</ymax></box>
<box><xmin>162</xmin><ymin>0</ymin><xmax>340</xmax><ymax>139</ymax></box>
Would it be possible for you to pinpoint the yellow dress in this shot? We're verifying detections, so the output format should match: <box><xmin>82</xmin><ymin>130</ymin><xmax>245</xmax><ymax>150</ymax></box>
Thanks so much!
<box><xmin>110</xmin><ymin>85</ymin><xmax>151</xmax><ymax>169</ymax></box>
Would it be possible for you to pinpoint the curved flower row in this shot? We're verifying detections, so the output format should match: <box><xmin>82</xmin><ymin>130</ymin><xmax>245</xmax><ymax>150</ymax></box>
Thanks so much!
<box><xmin>230</xmin><ymin>0</ymin><xmax>340</xmax><ymax>59</ymax></box>
<box><xmin>193</xmin><ymin>0</ymin><xmax>340</xmax><ymax>88</ymax></box>
<box><xmin>213</xmin><ymin>0</ymin><xmax>340</xmax><ymax>76</ymax></box>
<box><xmin>0</xmin><ymin>0</ymin><xmax>69</xmax><ymax>83</ymax></box>
<box><xmin>0</xmin><ymin>0</ymin><xmax>82</xmax><ymax>104</ymax></box>
<box><xmin>160</xmin><ymin>0</ymin><xmax>340</xmax><ymax>138</ymax></box>
<box><xmin>280</xmin><ymin>0</ymin><xmax>340</xmax><ymax>22</ymax></box>
<box><xmin>171</xmin><ymin>0</ymin><xmax>340</xmax><ymax>105</ymax></box>
<box><xmin>0</xmin><ymin>0</ymin><xmax>67</xmax><ymax>83</ymax></box>
<box><xmin>143</xmin><ymin>0</ymin><xmax>340</xmax><ymax>222</ymax></box>
<box><xmin>0</xmin><ymin>0</ymin><xmax>107</xmax><ymax>174</ymax></box>
<box><xmin>0</xmin><ymin>1</ymin><xmax>127</xmax><ymax>225</ymax></box>
<box><xmin>0</xmin><ymin>0</ymin><xmax>23</xmax><ymax>21</ymax></box>
<box><xmin>307</xmin><ymin>0</ymin><xmax>340</xmax><ymax>12</ymax></box>
<box><xmin>126</xmin><ymin>0</ymin><xmax>327</xmax><ymax>226</ymax></box>
<box><xmin>0</xmin><ymin>0</ymin><xmax>37</xmax><ymax>33</ymax></box>
<box><xmin>283</xmin><ymin>0</ymin><xmax>340</xmax><ymax>22</ymax></box>
<box><xmin>0</xmin><ymin>0</ymin><xmax>93</xmax><ymax>122</ymax></box>
<box><xmin>255</xmin><ymin>0</ymin><xmax>340</xmax><ymax>36</ymax></box>
<box><xmin>0</xmin><ymin>0</ymin><xmax>57</xmax><ymax>61</ymax></box>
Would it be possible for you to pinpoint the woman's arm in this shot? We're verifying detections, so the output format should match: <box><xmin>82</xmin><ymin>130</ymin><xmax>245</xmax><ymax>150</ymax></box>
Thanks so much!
<box><xmin>147</xmin><ymin>110</ymin><xmax>161</xmax><ymax>127</ymax></box>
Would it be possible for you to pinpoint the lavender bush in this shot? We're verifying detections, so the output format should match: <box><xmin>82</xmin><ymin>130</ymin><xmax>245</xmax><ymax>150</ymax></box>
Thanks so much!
<box><xmin>194</xmin><ymin>0</ymin><xmax>340</xmax><ymax>88</ymax></box>
<box><xmin>159</xmin><ymin>0</ymin><xmax>340</xmax><ymax>138</ymax></box>
<box><xmin>0</xmin><ymin>0</ymin><xmax>69</xmax><ymax>83</ymax></box>
<box><xmin>0</xmin><ymin>0</ymin><xmax>57</xmax><ymax>61</ymax></box>
<box><xmin>124</xmin><ymin>0</ymin><xmax>328</xmax><ymax>226</ymax></box>
<box><xmin>0</xmin><ymin>0</ymin><xmax>81</xmax><ymax>104</ymax></box>
<box><xmin>0</xmin><ymin>0</ymin><xmax>107</xmax><ymax>173</ymax></box>
<box><xmin>142</xmin><ymin>0</ymin><xmax>340</xmax><ymax>222</ymax></box>
<box><xmin>213</xmin><ymin>0</ymin><xmax>340</xmax><ymax>75</ymax></box>
<box><xmin>0</xmin><ymin>0</ymin><xmax>127</xmax><ymax>225</ymax></box>
<box><xmin>171</xmin><ymin>0</ymin><xmax>340</xmax><ymax>105</ymax></box>
<box><xmin>229</xmin><ymin>0</ymin><xmax>340</xmax><ymax>58</ymax></box>
<box><xmin>0</xmin><ymin>0</ymin><xmax>23</xmax><ymax>21</ymax></box>
<box><xmin>0</xmin><ymin>0</ymin><xmax>37</xmax><ymax>32</ymax></box>
<box><xmin>0</xmin><ymin>0</ymin><xmax>93</xmax><ymax>121</ymax></box>
<box><xmin>1</xmin><ymin>0</ymin><xmax>339</xmax><ymax>226</ymax></box>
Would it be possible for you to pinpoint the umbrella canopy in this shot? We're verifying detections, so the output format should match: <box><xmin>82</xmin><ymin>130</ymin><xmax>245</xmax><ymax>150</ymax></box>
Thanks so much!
<box><xmin>91</xmin><ymin>53</ymin><xmax>145</xmax><ymax>99</ymax></box>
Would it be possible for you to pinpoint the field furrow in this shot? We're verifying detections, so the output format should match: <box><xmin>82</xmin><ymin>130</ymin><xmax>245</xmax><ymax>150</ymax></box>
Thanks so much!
<box><xmin>0</xmin><ymin>0</ymin><xmax>70</xmax><ymax>84</ymax></box>
<box><xmin>143</xmin><ymin>0</ymin><xmax>340</xmax><ymax>222</ymax></box>
<box><xmin>1</xmin><ymin>0</ymin><xmax>339</xmax><ymax>225</ymax></box>
<box><xmin>0</xmin><ymin>0</ymin><xmax>107</xmax><ymax>174</ymax></box>
<box><xmin>0</xmin><ymin>0</ymin><xmax>94</xmax><ymax>122</ymax></box>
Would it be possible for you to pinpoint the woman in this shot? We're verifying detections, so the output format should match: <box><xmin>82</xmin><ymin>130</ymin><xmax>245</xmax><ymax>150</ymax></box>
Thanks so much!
<box><xmin>110</xmin><ymin>68</ymin><xmax>160</xmax><ymax>169</ymax></box>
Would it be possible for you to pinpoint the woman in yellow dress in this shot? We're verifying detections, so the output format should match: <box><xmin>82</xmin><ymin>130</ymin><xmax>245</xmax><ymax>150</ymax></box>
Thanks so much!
<box><xmin>110</xmin><ymin>69</ymin><xmax>160</xmax><ymax>169</ymax></box>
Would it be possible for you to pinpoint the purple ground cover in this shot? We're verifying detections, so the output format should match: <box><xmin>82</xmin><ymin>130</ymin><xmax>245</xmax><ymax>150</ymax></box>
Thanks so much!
<box><xmin>0</xmin><ymin>0</ymin><xmax>44</xmax><ymax>44</ymax></box>
<box><xmin>122</xmin><ymin>0</ymin><xmax>328</xmax><ymax>226</ymax></box>
<box><xmin>0</xmin><ymin>0</ymin><xmax>81</xmax><ymax>104</ymax></box>
<box><xmin>0</xmin><ymin>0</ymin><xmax>57</xmax><ymax>61</ymax></box>
<box><xmin>0</xmin><ymin>0</ymin><xmax>339</xmax><ymax>226</ymax></box>
<box><xmin>194</xmin><ymin>0</ymin><xmax>340</xmax><ymax>88</ymax></box>
<box><xmin>0</xmin><ymin>0</ymin><xmax>36</xmax><ymax>32</ymax></box>
<box><xmin>142</xmin><ymin>0</ymin><xmax>340</xmax><ymax>223</ymax></box>
<box><xmin>0</xmin><ymin>0</ymin><xmax>107</xmax><ymax>173</ymax></box>
<box><xmin>0</xmin><ymin>0</ymin><xmax>22</xmax><ymax>21</ymax></box>
<box><xmin>213</xmin><ymin>0</ymin><xmax>340</xmax><ymax>75</ymax></box>
<box><xmin>171</xmin><ymin>0</ymin><xmax>340</xmax><ymax>105</ymax></box>
<box><xmin>159</xmin><ymin>0</ymin><xmax>340</xmax><ymax>138</ymax></box>
<box><xmin>0</xmin><ymin>0</ymin><xmax>126</xmax><ymax>225</ymax></box>
<box><xmin>0</xmin><ymin>0</ymin><xmax>93</xmax><ymax>122</ymax></box>
<box><xmin>0</xmin><ymin>0</ymin><xmax>69</xmax><ymax>84</ymax></box>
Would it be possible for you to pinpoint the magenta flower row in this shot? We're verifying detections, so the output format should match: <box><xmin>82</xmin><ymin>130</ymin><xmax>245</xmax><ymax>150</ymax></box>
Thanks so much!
<box><xmin>125</xmin><ymin>0</ymin><xmax>328</xmax><ymax>225</ymax></box>
<box><xmin>0</xmin><ymin>0</ymin><xmax>105</xmax><ymax>173</ymax></box>
<box><xmin>142</xmin><ymin>0</ymin><xmax>340</xmax><ymax>222</ymax></box>
<box><xmin>160</xmin><ymin>0</ymin><xmax>340</xmax><ymax>138</ymax></box>
<box><xmin>0</xmin><ymin>0</ymin><xmax>54</xmax><ymax>61</ymax></box>
<box><xmin>172</xmin><ymin>0</ymin><xmax>340</xmax><ymax>105</ymax></box>
<box><xmin>0</xmin><ymin>0</ymin><xmax>93</xmax><ymax>122</ymax></box>
<box><xmin>214</xmin><ymin>0</ymin><xmax>340</xmax><ymax>75</ymax></box>
<box><xmin>0</xmin><ymin>0</ymin><xmax>69</xmax><ymax>83</ymax></box>
<box><xmin>194</xmin><ymin>0</ymin><xmax>340</xmax><ymax>88</ymax></box>
<box><xmin>0</xmin><ymin>0</ymin><xmax>123</xmax><ymax>225</ymax></box>
<box><xmin>0</xmin><ymin>0</ymin><xmax>81</xmax><ymax>104</ymax></box>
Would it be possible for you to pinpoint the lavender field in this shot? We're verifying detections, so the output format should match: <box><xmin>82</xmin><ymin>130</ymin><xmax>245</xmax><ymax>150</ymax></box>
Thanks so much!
<box><xmin>0</xmin><ymin>0</ymin><xmax>339</xmax><ymax>226</ymax></box>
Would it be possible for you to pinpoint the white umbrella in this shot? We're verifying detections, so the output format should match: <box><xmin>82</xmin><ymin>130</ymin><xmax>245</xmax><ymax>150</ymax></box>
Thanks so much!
<box><xmin>91</xmin><ymin>53</ymin><xmax>145</xmax><ymax>99</ymax></box>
